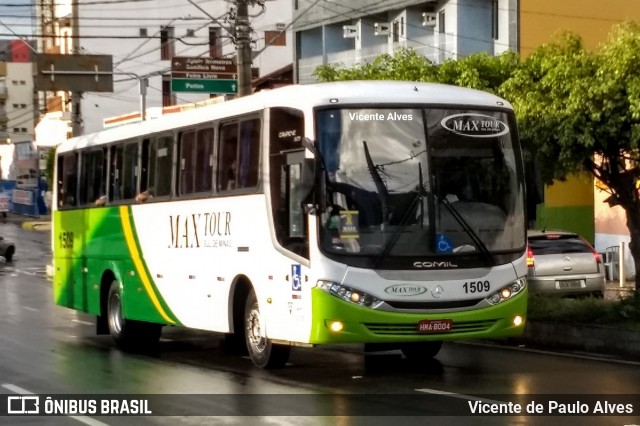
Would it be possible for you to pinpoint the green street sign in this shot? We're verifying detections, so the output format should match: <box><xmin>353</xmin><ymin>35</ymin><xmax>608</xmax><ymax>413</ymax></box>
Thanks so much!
<box><xmin>171</xmin><ymin>78</ymin><xmax>237</xmax><ymax>94</ymax></box>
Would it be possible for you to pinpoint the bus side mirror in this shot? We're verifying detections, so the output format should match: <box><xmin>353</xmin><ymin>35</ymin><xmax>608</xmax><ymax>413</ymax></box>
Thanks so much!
<box><xmin>302</xmin><ymin>137</ymin><xmax>319</xmax><ymax>157</ymax></box>
<box><xmin>302</xmin><ymin>158</ymin><xmax>317</xmax><ymax>215</ymax></box>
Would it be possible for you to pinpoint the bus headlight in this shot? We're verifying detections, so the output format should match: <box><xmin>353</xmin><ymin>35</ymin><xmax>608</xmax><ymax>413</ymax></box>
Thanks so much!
<box><xmin>316</xmin><ymin>280</ymin><xmax>383</xmax><ymax>309</ymax></box>
<box><xmin>485</xmin><ymin>278</ymin><xmax>526</xmax><ymax>305</ymax></box>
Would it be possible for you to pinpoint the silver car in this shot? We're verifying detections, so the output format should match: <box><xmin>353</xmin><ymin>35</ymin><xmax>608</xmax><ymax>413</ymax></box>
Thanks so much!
<box><xmin>527</xmin><ymin>230</ymin><xmax>606</xmax><ymax>297</ymax></box>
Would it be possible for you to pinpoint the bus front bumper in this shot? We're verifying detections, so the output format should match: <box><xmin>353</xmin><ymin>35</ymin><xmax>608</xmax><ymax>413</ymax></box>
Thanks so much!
<box><xmin>309</xmin><ymin>287</ymin><xmax>527</xmax><ymax>345</ymax></box>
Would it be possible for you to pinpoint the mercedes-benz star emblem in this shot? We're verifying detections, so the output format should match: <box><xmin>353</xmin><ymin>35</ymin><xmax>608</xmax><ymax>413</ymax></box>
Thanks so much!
<box><xmin>431</xmin><ymin>285</ymin><xmax>444</xmax><ymax>298</ymax></box>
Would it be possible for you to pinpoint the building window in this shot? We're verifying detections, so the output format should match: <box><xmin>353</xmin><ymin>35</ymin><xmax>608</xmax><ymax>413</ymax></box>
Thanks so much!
<box><xmin>160</xmin><ymin>26</ymin><xmax>175</xmax><ymax>60</ymax></box>
<box><xmin>439</xmin><ymin>10</ymin><xmax>445</xmax><ymax>34</ymax></box>
<box><xmin>392</xmin><ymin>20</ymin><xmax>400</xmax><ymax>42</ymax></box>
<box><xmin>185</xmin><ymin>29</ymin><xmax>195</xmax><ymax>37</ymax></box>
<box><xmin>162</xmin><ymin>75</ymin><xmax>176</xmax><ymax>106</ymax></box>
<box><xmin>139</xmin><ymin>28</ymin><xmax>148</xmax><ymax>37</ymax></box>
<box><xmin>209</xmin><ymin>27</ymin><xmax>222</xmax><ymax>57</ymax></box>
<box><xmin>20</xmin><ymin>81</ymin><xmax>25</xmax><ymax>85</ymax></box>
<box><xmin>264</xmin><ymin>31</ymin><xmax>286</xmax><ymax>47</ymax></box>
<box><xmin>21</xmin><ymin>128</ymin><xmax>27</xmax><ymax>132</ymax></box>
<box><xmin>492</xmin><ymin>0</ymin><xmax>499</xmax><ymax>40</ymax></box>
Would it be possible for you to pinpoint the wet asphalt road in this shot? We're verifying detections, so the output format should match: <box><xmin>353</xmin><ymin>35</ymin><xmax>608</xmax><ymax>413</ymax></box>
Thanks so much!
<box><xmin>0</xmin><ymin>221</ymin><xmax>639</xmax><ymax>425</ymax></box>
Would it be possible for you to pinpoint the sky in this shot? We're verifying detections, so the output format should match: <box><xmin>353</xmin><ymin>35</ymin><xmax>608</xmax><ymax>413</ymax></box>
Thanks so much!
<box><xmin>0</xmin><ymin>0</ymin><xmax>35</xmax><ymax>39</ymax></box>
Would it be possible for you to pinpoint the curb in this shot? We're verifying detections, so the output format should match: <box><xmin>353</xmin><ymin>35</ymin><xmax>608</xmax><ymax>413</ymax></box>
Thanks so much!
<box><xmin>21</xmin><ymin>221</ymin><xmax>51</xmax><ymax>231</ymax></box>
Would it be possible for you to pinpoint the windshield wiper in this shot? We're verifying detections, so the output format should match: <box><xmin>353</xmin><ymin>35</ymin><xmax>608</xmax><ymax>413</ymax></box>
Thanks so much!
<box><xmin>373</xmin><ymin>163</ymin><xmax>425</xmax><ymax>268</ymax></box>
<box><xmin>439</xmin><ymin>196</ymin><xmax>494</xmax><ymax>266</ymax></box>
<box><xmin>363</xmin><ymin>141</ymin><xmax>389</xmax><ymax>228</ymax></box>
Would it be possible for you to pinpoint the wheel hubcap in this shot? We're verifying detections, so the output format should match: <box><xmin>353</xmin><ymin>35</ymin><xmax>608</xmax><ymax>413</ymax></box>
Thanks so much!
<box><xmin>247</xmin><ymin>304</ymin><xmax>266</xmax><ymax>353</ymax></box>
<box><xmin>108</xmin><ymin>293</ymin><xmax>122</xmax><ymax>334</ymax></box>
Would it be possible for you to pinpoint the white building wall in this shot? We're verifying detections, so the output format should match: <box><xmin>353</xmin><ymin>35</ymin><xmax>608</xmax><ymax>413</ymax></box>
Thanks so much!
<box><xmin>494</xmin><ymin>0</ymin><xmax>511</xmax><ymax>55</ymax></box>
<box><xmin>6</xmin><ymin>62</ymin><xmax>36</xmax><ymax>144</ymax></box>
<box><xmin>293</xmin><ymin>0</ymin><xmax>518</xmax><ymax>83</ymax></box>
<box><xmin>72</xmin><ymin>0</ymin><xmax>292</xmax><ymax>135</ymax></box>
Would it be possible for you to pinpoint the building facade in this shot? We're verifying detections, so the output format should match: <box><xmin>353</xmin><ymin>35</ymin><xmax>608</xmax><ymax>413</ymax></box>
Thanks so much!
<box><xmin>293</xmin><ymin>0</ymin><xmax>518</xmax><ymax>83</ymax></box>
<box><xmin>37</xmin><ymin>0</ymin><xmax>293</xmax><ymax>135</ymax></box>
<box><xmin>519</xmin><ymin>0</ymin><xmax>640</xmax><ymax>278</ymax></box>
<box><xmin>0</xmin><ymin>41</ymin><xmax>38</xmax><ymax>180</ymax></box>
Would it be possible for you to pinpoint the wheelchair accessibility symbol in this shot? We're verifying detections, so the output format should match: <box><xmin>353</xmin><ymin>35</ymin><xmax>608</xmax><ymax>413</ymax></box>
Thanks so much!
<box><xmin>436</xmin><ymin>234</ymin><xmax>453</xmax><ymax>253</ymax></box>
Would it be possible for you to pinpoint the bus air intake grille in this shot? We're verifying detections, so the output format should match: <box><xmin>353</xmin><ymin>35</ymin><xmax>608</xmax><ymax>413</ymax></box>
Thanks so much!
<box><xmin>385</xmin><ymin>298</ymin><xmax>483</xmax><ymax>310</ymax></box>
<box><xmin>363</xmin><ymin>319</ymin><xmax>497</xmax><ymax>336</ymax></box>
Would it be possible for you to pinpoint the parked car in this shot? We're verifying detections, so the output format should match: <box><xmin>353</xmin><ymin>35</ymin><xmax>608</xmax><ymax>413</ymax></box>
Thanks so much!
<box><xmin>0</xmin><ymin>236</ymin><xmax>15</xmax><ymax>262</ymax></box>
<box><xmin>527</xmin><ymin>230</ymin><xmax>606</xmax><ymax>297</ymax></box>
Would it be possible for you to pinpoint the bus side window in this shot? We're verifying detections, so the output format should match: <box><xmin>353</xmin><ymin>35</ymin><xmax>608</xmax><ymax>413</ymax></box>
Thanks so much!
<box><xmin>154</xmin><ymin>134</ymin><xmax>173</xmax><ymax>197</ymax></box>
<box><xmin>59</xmin><ymin>153</ymin><xmax>78</xmax><ymax>208</ymax></box>
<box><xmin>122</xmin><ymin>142</ymin><xmax>138</xmax><ymax>200</ymax></box>
<box><xmin>238</xmin><ymin>118</ymin><xmax>260</xmax><ymax>188</ymax></box>
<box><xmin>178</xmin><ymin>130</ymin><xmax>196</xmax><ymax>195</ymax></box>
<box><xmin>218</xmin><ymin>122</ymin><xmax>239</xmax><ymax>191</ymax></box>
<box><xmin>140</xmin><ymin>138</ymin><xmax>151</xmax><ymax>194</ymax></box>
<box><xmin>109</xmin><ymin>145</ymin><xmax>123</xmax><ymax>202</ymax></box>
<box><xmin>195</xmin><ymin>127</ymin><xmax>214</xmax><ymax>193</ymax></box>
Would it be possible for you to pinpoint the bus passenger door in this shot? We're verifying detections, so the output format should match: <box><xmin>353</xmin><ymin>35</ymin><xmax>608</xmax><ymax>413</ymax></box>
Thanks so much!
<box><xmin>280</xmin><ymin>149</ymin><xmax>313</xmax><ymax>258</ymax></box>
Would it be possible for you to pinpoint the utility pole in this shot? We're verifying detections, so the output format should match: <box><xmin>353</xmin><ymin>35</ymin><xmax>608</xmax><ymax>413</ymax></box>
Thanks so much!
<box><xmin>235</xmin><ymin>0</ymin><xmax>253</xmax><ymax>97</ymax></box>
<box><xmin>71</xmin><ymin>0</ymin><xmax>83</xmax><ymax>136</ymax></box>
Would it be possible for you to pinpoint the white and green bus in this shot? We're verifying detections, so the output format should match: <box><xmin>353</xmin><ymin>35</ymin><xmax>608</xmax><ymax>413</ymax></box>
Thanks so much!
<box><xmin>53</xmin><ymin>81</ymin><xmax>527</xmax><ymax>368</ymax></box>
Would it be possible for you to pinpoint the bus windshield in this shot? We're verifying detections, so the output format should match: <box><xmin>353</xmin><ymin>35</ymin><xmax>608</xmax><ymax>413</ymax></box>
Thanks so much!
<box><xmin>316</xmin><ymin>107</ymin><xmax>526</xmax><ymax>266</ymax></box>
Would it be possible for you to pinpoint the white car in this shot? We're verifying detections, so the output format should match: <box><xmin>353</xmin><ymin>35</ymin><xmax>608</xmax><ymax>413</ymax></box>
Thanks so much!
<box><xmin>0</xmin><ymin>236</ymin><xmax>15</xmax><ymax>262</ymax></box>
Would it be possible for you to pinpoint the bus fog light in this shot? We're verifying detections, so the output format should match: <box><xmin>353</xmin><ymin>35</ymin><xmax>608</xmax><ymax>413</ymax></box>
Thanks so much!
<box><xmin>328</xmin><ymin>320</ymin><xmax>344</xmax><ymax>333</ymax></box>
<box><xmin>513</xmin><ymin>315</ymin><xmax>524</xmax><ymax>327</ymax></box>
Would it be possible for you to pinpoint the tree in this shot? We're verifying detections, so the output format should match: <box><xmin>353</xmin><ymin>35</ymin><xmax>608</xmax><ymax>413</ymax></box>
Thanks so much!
<box><xmin>314</xmin><ymin>48</ymin><xmax>519</xmax><ymax>94</ymax></box>
<box><xmin>501</xmin><ymin>22</ymin><xmax>640</xmax><ymax>290</ymax></box>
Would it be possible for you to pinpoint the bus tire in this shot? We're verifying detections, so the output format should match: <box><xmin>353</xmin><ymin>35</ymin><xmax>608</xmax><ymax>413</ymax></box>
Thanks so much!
<box><xmin>4</xmin><ymin>245</ymin><xmax>14</xmax><ymax>262</ymax></box>
<box><xmin>107</xmin><ymin>280</ymin><xmax>161</xmax><ymax>351</ymax></box>
<box><xmin>400</xmin><ymin>341</ymin><xmax>443</xmax><ymax>360</ymax></box>
<box><xmin>244</xmin><ymin>289</ymin><xmax>290</xmax><ymax>368</ymax></box>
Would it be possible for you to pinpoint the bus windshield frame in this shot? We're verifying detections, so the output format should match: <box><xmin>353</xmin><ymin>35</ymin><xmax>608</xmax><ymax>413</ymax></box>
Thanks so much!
<box><xmin>314</xmin><ymin>105</ymin><xmax>526</xmax><ymax>270</ymax></box>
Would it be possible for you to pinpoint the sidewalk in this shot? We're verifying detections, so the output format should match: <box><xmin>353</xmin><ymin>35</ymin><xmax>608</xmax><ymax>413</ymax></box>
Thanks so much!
<box><xmin>1</xmin><ymin>212</ymin><xmax>51</xmax><ymax>231</ymax></box>
<box><xmin>605</xmin><ymin>280</ymin><xmax>636</xmax><ymax>300</ymax></box>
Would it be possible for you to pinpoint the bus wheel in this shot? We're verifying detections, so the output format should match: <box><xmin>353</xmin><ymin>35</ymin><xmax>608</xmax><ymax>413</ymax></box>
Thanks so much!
<box><xmin>400</xmin><ymin>341</ymin><xmax>443</xmax><ymax>360</ymax></box>
<box><xmin>4</xmin><ymin>245</ymin><xmax>14</xmax><ymax>262</ymax></box>
<box><xmin>107</xmin><ymin>280</ymin><xmax>161</xmax><ymax>351</ymax></box>
<box><xmin>244</xmin><ymin>289</ymin><xmax>290</xmax><ymax>368</ymax></box>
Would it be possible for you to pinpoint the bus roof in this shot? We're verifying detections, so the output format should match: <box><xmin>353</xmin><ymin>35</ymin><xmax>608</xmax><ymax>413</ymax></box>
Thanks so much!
<box><xmin>56</xmin><ymin>81</ymin><xmax>513</xmax><ymax>154</ymax></box>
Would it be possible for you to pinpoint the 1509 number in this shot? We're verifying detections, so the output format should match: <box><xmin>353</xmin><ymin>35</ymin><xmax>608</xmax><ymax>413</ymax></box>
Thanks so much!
<box><xmin>463</xmin><ymin>281</ymin><xmax>490</xmax><ymax>293</ymax></box>
<box><xmin>59</xmin><ymin>231</ymin><xmax>74</xmax><ymax>249</ymax></box>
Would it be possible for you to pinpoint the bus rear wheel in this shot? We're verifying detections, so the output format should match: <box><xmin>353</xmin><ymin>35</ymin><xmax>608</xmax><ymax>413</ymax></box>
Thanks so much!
<box><xmin>244</xmin><ymin>289</ymin><xmax>290</xmax><ymax>368</ymax></box>
<box><xmin>107</xmin><ymin>280</ymin><xmax>161</xmax><ymax>351</ymax></box>
<box><xmin>400</xmin><ymin>341</ymin><xmax>443</xmax><ymax>360</ymax></box>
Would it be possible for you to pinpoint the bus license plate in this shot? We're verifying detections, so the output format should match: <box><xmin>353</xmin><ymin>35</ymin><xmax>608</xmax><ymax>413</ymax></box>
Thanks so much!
<box><xmin>417</xmin><ymin>319</ymin><xmax>452</xmax><ymax>334</ymax></box>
